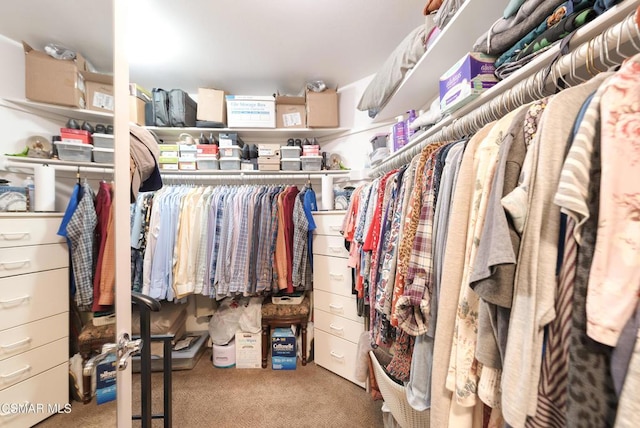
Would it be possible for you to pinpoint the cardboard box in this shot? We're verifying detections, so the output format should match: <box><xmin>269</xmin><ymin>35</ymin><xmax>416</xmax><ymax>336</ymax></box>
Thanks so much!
<box><xmin>197</xmin><ymin>88</ymin><xmax>227</xmax><ymax>124</ymax></box>
<box><xmin>272</xmin><ymin>356</ymin><xmax>297</xmax><ymax>370</ymax></box>
<box><xmin>275</xmin><ymin>96</ymin><xmax>306</xmax><ymax>128</ymax></box>
<box><xmin>234</xmin><ymin>331</ymin><xmax>261</xmax><ymax>368</ymax></box>
<box><xmin>306</xmin><ymin>88</ymin><xmax>339</xmax><ymax>128</ymax></box>
<box><xmin>225</xmin><ymin>95</ymin><xmax>276</xmax><ymax>128</ymax></box>
<box><xmin>23</xmin><ymin>41</ymin><xmax>88</xmax><ymax>108</ymax></box>
<box><xmin>440</xmin><ymin>52</ymin><xmax>498</xmax><ymax>114</ymax></box>
<box><xmin>130</xmin><ymin>95</ymin><xmax>147</xmax><ymax>126</ymax></box>
<box><xmin>82</xmin><ymin>71</ymin><xmax>114</xmax><ymax>113</ymax></box>
<box><xmin>271</xmin><ymin>327</ymin><xmax>296</xmax><ymax>357</ymax></box>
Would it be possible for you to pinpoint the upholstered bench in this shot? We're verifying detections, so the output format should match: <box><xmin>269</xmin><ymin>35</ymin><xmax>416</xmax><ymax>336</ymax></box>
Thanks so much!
<box><xmin>261</xmin><ymin>294</ymin><xmax>311</xmax><ymax>368</ymax></box>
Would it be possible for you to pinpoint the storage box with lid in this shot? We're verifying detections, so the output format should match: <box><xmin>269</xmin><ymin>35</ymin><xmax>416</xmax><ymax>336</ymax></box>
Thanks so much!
<box><xmin>60</xmin><ymin>128</ymin><xmax>91</xmax><ymax>144</ymax></box>
<box><xmin>159</xmin><ymin>155</ymin><xmax>179</xmax><ymax>170</ymax></box>
<box><xmin>220</xmin><ymin>157</ymin><xmax>241</xmax><ymax>170</ymax></box>
<box><xmin>92</xmin><ymin>147</ymin><xmax>114</xmax><ymax>164</ymax></box>
<box><xmin>275</xmin><ymin>95</ymin><xmax>306</xmax><ymax>128</ymax></box>
<box><xmin>219</xmin><ymin>145</ymin><xmax>242</xmax><ymax>158</ymax></box>
<box><xmin>179</xmin><ymin>144</ymin><xmax>198</xmax><ymax>160</ymax></box>
<box><xmin>241</xmin><ymin>159</ymin><xmax>258</xmax><ymax>170</ymax></box>
<box><xmin>281</xmin><ymin>158</ymin><xmax>301</xmax><ymax>171</ymax></box>
<box><xmin>23</xmin><ymin>41</ymin><xmax>88</xmax><ymax>108</ymax></box>
<box><xmin>219</xmin><ymin>132</ymin><xmax>244</xmax><ymax>148</ymax></box>
<box><xmin>197</xmin><ymin>144</ymin><xmax>219</xmax><ymax>156</ymax></box>
<box><xmin>225</xmin><ymin>95</ymin><xmax>276</xmax><ymax>128</ymax></box>
<box><xmin>258</xmin><ymin>143</ymin><xmax>280</xmax><ymax>157</ymax></box>
<box><xmin>158</xmin><ymin>144</ymin><xmax>179</xmax><ymax>157</ymax></box>
<box><xmin>301</xmin><ymin>155</ymin><xmax>322</xmax><ymax>171</ymax></box>
<box><xmin>280</xmin><ymin>146</ymin><xmax>301</xmax><ymax>159</ymax></box>
<box><xmin>92</xmin><ymin>133</ymin><xmax>114</xmax><ymax>149</ymax></box>
<box><xmin>55</xmin><ymin>141</ymin><xmax>92</xmax><ymax>162</ymax></box>
<box><xmin>258</xmin><ymin>159</ymin><xmax>280</xmax><ymax>171</ymax></box>
<box><xmin>179</xmin><ymin>158</ymin><xmax>197</xmax><ymax>170</ymax></box>
<box><xmin>302</xmin><ymin>144</ymin><xmax>320</xmax><ymax>156</ymax></box>
<box><xmin>197</xmin><ymin>157</ymin><xmax>219</xmax><ymax>170</ymax></box>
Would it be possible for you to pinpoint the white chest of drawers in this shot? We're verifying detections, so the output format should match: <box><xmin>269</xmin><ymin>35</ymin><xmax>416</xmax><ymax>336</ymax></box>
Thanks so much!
<box><xmin>0</xmin><ymin>214</ymin><xmax>69</xmax><ymax>427</ymax></box>
<box><xmin>312</xmin><ymin>211</ymin><xmax>365</xmax><ymax>388</ymax></box>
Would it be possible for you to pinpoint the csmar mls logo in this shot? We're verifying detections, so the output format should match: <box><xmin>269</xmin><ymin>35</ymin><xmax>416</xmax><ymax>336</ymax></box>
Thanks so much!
<box><xmin>0</xmin><ymin>403</ymin><xmax>72</xmax><ymax>414</ymax></box>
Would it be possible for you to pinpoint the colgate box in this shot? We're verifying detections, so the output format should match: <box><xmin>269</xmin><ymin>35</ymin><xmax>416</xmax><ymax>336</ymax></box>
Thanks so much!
<box><xmin>271</xmin><ymin>327</ymin><xmax>296</xmax><ymax>358</ymax></box>
<box><xmin>439</xmin><ymin>52</ymin><xmax>498</xmax><ymax>114</ymax></box>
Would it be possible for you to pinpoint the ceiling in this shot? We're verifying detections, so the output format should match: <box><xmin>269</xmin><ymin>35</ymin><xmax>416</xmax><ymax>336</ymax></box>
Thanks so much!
<box><xmin>1</xmin><ymin>0</ymin><xmax>426</xmax><ymax>96</ymax></box>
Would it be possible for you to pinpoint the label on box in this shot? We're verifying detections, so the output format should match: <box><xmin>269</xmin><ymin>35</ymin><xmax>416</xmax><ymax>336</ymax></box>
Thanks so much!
<box><xmin>272</xmin><ymin>356</ymin><xmax>297</xmax><ymax>370</ymax></box>
<box><xmin>92</xmin><ymin>91</ymin><xmax>115</xmax><ymax>112</ymax></box>
<box><xmin>272</xmin><ymin>328</ymin><xmax>296</xmax><ymax>357</ymax></box>
<box><xmin>235</xmin><ymin>332</ymin><xmax>261</xmax><ymax>369</ymax></box>
<box><xmin>283</xmin><ymin>112</ymin><xmax>303</xmax><ymax>127</ymax></box>
<box><xmin>160</xmin><ymin>164</ymin><xmax>179</xmax><ymax>170</ymax></box>
<box><xmin>96</xmin><ymin>354</ymin><xmax>116</xmax><ymax>405</ymax></box>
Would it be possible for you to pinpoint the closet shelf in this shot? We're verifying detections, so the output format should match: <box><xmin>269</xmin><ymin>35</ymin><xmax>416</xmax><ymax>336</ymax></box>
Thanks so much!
<box><xmin>372</xmin><ymin>0</ymin><xmax>637</xmax><ymax>123</ymax></box>
<box><xmin>3</xmin><ymin>99</ymin><xmax>113</xmax><ymax>123</ymax></box>
<box><xmin>145</xmin><ymin>126</ymin><xmax>349</xmax><ymax>142</ymax></box>
<box><xmin>371</xmin><ymin>0</ymin><xmax>640</xmax><ymax>175</ymax></box>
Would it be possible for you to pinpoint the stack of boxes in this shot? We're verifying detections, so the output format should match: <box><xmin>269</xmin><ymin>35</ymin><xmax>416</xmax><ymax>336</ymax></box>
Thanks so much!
<box><xmin>218</xmin><ymin>133</ymin><xmax>242</xmax><ymax>170</ymax></box>
<box><xmin>280</xmin><ymin>146</ymin><xmax>301</xmax><ymax>171</ymax></box>
<box><xmin>257</xmin><ymin>144</ymin><xmax>280</xmax><ymax>171</ymax></box>
<box><xmin>196</xmin><ymin>143</ymin><xmax>219</xmax><ymax>170</ymax></box>
<box><xmin>271</xmin><ymin>327</ymin><xmax>297</xmax><ymax>370</ymax></box>
<box><xmin>178</xmin><ymin>143</ymin><xmax>197</xmax><ymax>170</ymax></box>
<box><xmin>301</xmin><ymin>143</ymin><xmax>321</xmax><ymax>171</ymax></box>
<box><xmin>158</xmin><ymin>144</ymin><xmax>179</xmax><ymax>171</ymax></box>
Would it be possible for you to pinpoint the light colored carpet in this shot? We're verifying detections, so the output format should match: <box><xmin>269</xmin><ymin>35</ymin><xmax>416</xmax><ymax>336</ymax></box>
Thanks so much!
<box><xmin>36</xmin><ymin>349</ymin><xmax>383</xmax><ymax>427</ymax></box>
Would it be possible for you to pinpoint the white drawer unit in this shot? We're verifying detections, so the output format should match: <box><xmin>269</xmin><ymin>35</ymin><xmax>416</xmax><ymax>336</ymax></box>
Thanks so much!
<box><xmin>313</xmin><ymin>211</ymin><xmax>346</xmax><ymax>236</ymax></box>
<box><xmin>313</xmin><ymin>254</ymin><xmax>352</xmax><ymax>296</ymax></box>
<box><xmin>0</xmin><ymin>215</ymin><xmax>69</xmax><ymax>427</ymax></box>
<box><xmin>314</xmin><ymin>310</ymin><xmax>364</xmax><ymax>344</ymax></box>
<box><xmin>314</xmin><ymin>330</ymin><xmax>365</xmax><ymax>388</ymax></box>
<box><xmin>0</xmin><ymin>216</ymin><xmax>65</xmax><ymax>248</ymax></box>
<box><xmin>312</xmin><ymin>211</ymin><xmax>365</xmax><ymax>389</ymax></box>
<box><xmin>312</xmin><ymin>235</ymin><xmax>349</xmax><ymax>259</ymax></box>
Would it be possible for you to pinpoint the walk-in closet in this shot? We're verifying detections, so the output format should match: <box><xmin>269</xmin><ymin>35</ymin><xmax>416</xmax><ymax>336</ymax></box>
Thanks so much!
<box><xmin>1</xmin><ymin>0</ymin><xmax>639</xmax><ymax>427</ymax></box>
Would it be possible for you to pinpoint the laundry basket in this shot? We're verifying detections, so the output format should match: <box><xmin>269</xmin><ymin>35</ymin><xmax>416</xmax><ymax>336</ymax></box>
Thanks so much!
<box><xmin>369</xmin><ymin>351</ymin><xmax>430</xmax><ymax>428</ymax></box>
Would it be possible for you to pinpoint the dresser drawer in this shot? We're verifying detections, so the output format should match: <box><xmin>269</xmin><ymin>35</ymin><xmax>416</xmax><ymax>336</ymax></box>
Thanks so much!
<box><xmin>314</xmin><ymin>329</ymin><xmax>364</xmax><ymax>388</ymax></box>
<box><xmin>314</xmin><ymin>309</ymin><xmax>365</xmax><ymax>344</ymax></box>
<box><xmin>312</xmin><ymin>235</ymin><xmax>349</xmax><ymax>259</ymax></box>
<box><xmin>0</xmin><ymin>244</ymin><xmax>67</xmax><ymax>278</ymax></box>
<box><xmin>0</xmin><ymin>269</ymin><xmax>69</xmax><ymax>331</ymax></box>
<box><xmin>313</xmin><ymin>212</ymin><xmax>346</xmax><ymax>237</ymax></box>
<box><xmin>314</xmin><ymin>290</ymin><xmax>362</xmax><ymax>324</ymax></box>
<box><xmin>0</xmin><ymin>338</ymin><xmax>67</xmax><ymax>391</ymax></box>
<box><xmin>313</xmin><ymin>254</ymin><xmax>352</xmax><ymax>296</ymax></box>
<box><xmin>0</xmin><ymin>314</ymin><xmax>68</xmax><ymax>362</ymax></box>
<box><xmin>0</xmin><ymin>217</ymin><xmax>64</xmax><ymax>249</ymax></box>
<box><xmin>0</xmin><ymin>363</ymin><xmax>69</xmax><ymax>427</ymax></box>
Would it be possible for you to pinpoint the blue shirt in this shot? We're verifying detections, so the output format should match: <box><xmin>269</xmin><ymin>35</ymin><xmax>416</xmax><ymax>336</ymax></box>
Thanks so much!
<box><xmin>303</xmin><ymin>187</ymin><xmax>317</xmax><ymax>267</ymax></box>
<box><xmin>58</xmin><ymin>183</ymin><xmax>81</xmax><ymax>296</ymax></box>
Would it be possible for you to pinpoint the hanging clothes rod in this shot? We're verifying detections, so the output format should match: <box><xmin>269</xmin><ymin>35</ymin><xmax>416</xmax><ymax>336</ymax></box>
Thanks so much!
<box><xmin>371</xmin><ymin>7</ymin><xmax>640</xmax><ymax>177</ymax></box>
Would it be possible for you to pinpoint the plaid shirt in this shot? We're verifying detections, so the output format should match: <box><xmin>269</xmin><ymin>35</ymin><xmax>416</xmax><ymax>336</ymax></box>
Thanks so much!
<box><xmin>256</xmin><ymin>187</ymin><xmax>279</xmax><ymax>293</ymax></box>
<box><xmin>396</xmin><ymin>146</ymin><xmax>443</xmax><ymax>336</ymax></box>
<box><xmin>67</xmin><ymin>183</ymin><xmax>97</xmax><ymax>310</ymax></box>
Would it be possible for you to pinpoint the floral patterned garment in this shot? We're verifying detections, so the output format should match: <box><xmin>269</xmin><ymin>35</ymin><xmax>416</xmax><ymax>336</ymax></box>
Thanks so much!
<box><xmin>587</xmin><ymin>55</ymin><xmax>640</xmax><ymax>347</ymax></box>
<box><xmin>446</xmin><ymin>107</ymin><xmax>528</xmax><ymax>407</ymax></box>
<box><xmin>386</xmin><ymin>329</ymin><xmax>416</xmax><ymax>383</ymax></box>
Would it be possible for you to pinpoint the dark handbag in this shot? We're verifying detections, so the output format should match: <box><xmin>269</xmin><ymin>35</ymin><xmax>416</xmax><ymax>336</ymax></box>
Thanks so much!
<box><xmin>168</xmin><ymin>89</ymin><xmax>197</xmax><ymax>127</ymax></box>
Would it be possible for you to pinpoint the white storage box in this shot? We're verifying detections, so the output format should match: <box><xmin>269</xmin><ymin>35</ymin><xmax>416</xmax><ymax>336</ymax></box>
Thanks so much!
<box><xmin>281</xmin><ymin>159</ymin><xmax>301</xmax><ymax>171</ymax></box>
<box><xmin>225</xmin><ymin>95</ymin><xmax>276</xmax><ymax>128</ymax></box>
<box><xmin>179</xmin><ymin>159</ymin><xmax>197</xmax><ymax>170</ymax></box>
<box><xmin>219</xmin><ymin>145</ymin><xmax>242</xmax><ymax>158</ymax></box>
<box><xmin>301</xmin><ymin>155</ymin><xmax>322</xmax><ymax>171</ymax></box>
<box><xmin>235</xmin><ymin>331</ymin><xmax>261</xmax><ymax>369</ymax></box>
<box><xmin>258</xmin><ymin>143</ymin><xmax>280</xmax><ymax>157</ymax></box>
<box><xmin>220</xmin><ymin>157</ymin><xmax>241</xmax><ymax>170</ymax></box>
<box><xmin>197</xmin><ymin>158</ymin><xmax>220</xmax><ymax>170</ymax></box>
<box><xmin>302</xmin><ymin>144</ymin><xmax>320</xmax><ymax>156</ymax></box>
<box><xmin>55</xmin><ymin>141</ymin><xmax>92</xmax><ymax>162</ymax></box>
<box><xmin>92</xmin><ymin>147</ymin><xmax>114</xmax><ymax>164</ymax></box>
<box><xmin>280</xmin><ymin>146</ymin><xmax>301</xmax><ymax>159</ymax></box>
<box><xmin>92</xmin><ymin>133</ymin><xmax>114</xmax><ymax>149</ymax></box>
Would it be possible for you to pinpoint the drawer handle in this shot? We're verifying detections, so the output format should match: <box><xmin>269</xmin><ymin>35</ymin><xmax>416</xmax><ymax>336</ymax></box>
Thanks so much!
<box><xmin>329</xmin><ymin>273</ymin><xmax>344</xmax><ymax>281</ymax></box>
<box><xmin>330</xmin><ymin>351</ymin><xmax>345</xmax><ymax>360</ymax></box>
<box><xmin>0</xmin><ymin>364</ymin><xmax>31</xmax><ymax>380</ymax></box>
<box><xmin>0</xmin><ymin>232</ymin><xmax>30</xmax><ymax>241</ymax></box>
<box><xmin>328</xmin><ymin>303</ymin><xmax>344</xmax><ymax>313</ymax></box>
<box><xmin>0</xmin><ymin>337</ymin><xmax>31</xmax><ymax>351</ymax></box>
<box><xmin>0</xmin><ymin>295</ymin><xmax>30</xmax><ymax>307</ymax></box>
<box><xmin>0</xmin><ymin>260</ymin><xmax>31</xmax><ymax>270</ymax></box>
<box><xmin>328</xmin><ymin>247</ymin><xmax>344</xmax><ymax>254</ymax></box>
<box><xmin>329</xmin><ymin>324</ymin><xmax>344</xmax><ymax>333</ymax></box>
<box><xmin>329</xmin><ymin>226</ymin><xmax>341</xmax><ymax>232</ymax></box>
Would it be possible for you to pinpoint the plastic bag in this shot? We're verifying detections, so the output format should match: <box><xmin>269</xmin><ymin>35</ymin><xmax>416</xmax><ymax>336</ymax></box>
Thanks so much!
<box><xmin>208</xmin><ymin>297</ymin><xmax>263</xmax><ymax>345</ymax></box>
<box><xmin>44</xmin><ymin>43</ymin><xmax>76</xmax><ymax>60</ymax></box>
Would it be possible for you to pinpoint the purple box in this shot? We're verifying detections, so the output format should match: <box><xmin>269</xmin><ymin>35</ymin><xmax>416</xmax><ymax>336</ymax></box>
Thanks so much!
<box><xmin>440</xmin><ymin>52</ymin><xmax>498</xmax><ymax>114</ymax></box>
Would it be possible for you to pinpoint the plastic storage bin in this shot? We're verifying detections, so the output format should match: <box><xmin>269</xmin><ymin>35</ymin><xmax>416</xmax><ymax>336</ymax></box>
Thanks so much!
<box><xmin>220</xmin><ymin>157</ymin><xmax>241</xmax><ymax>170</ymax></box>
<box><xmin>92</xmin><ymin>147</ymin><xmax>115</xmax><ymax>164</ymax></box>
<box><xmin>281</xmin><ymin>159</ymin><xmax>301</xmax><ymax>171</ymax></box>
<box><xmin>302</xmin><ymin>145</ymin><xmax>320</xmax><ymax>156</ymax></box>
<box><xmin>197</xmin><ymin>158</ymin><xmax>220</xmax><ymax>170</ymax></box>
<box><xmin>301</xmin><ymin>155</ymin><xmax>322</xmax><ymax>171</ymax></box>
<box><xmin>92</xmin><ymin>133</ymin><xmax>114</xmax><ymax>149</ymax></box>
<box><xmin>55</xmin><ymin>141</ymin><xmax>92</xmax><ymax>162</ymax></box>
<box><xmin>219</xmin><ymin>145</ymin><xmax>242</xmax><ymax>158</ymax></box>
<box><xmin>280</xmin><ymin>146</ymin><xmax>301</xmax><ymax>159</ymax></box>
